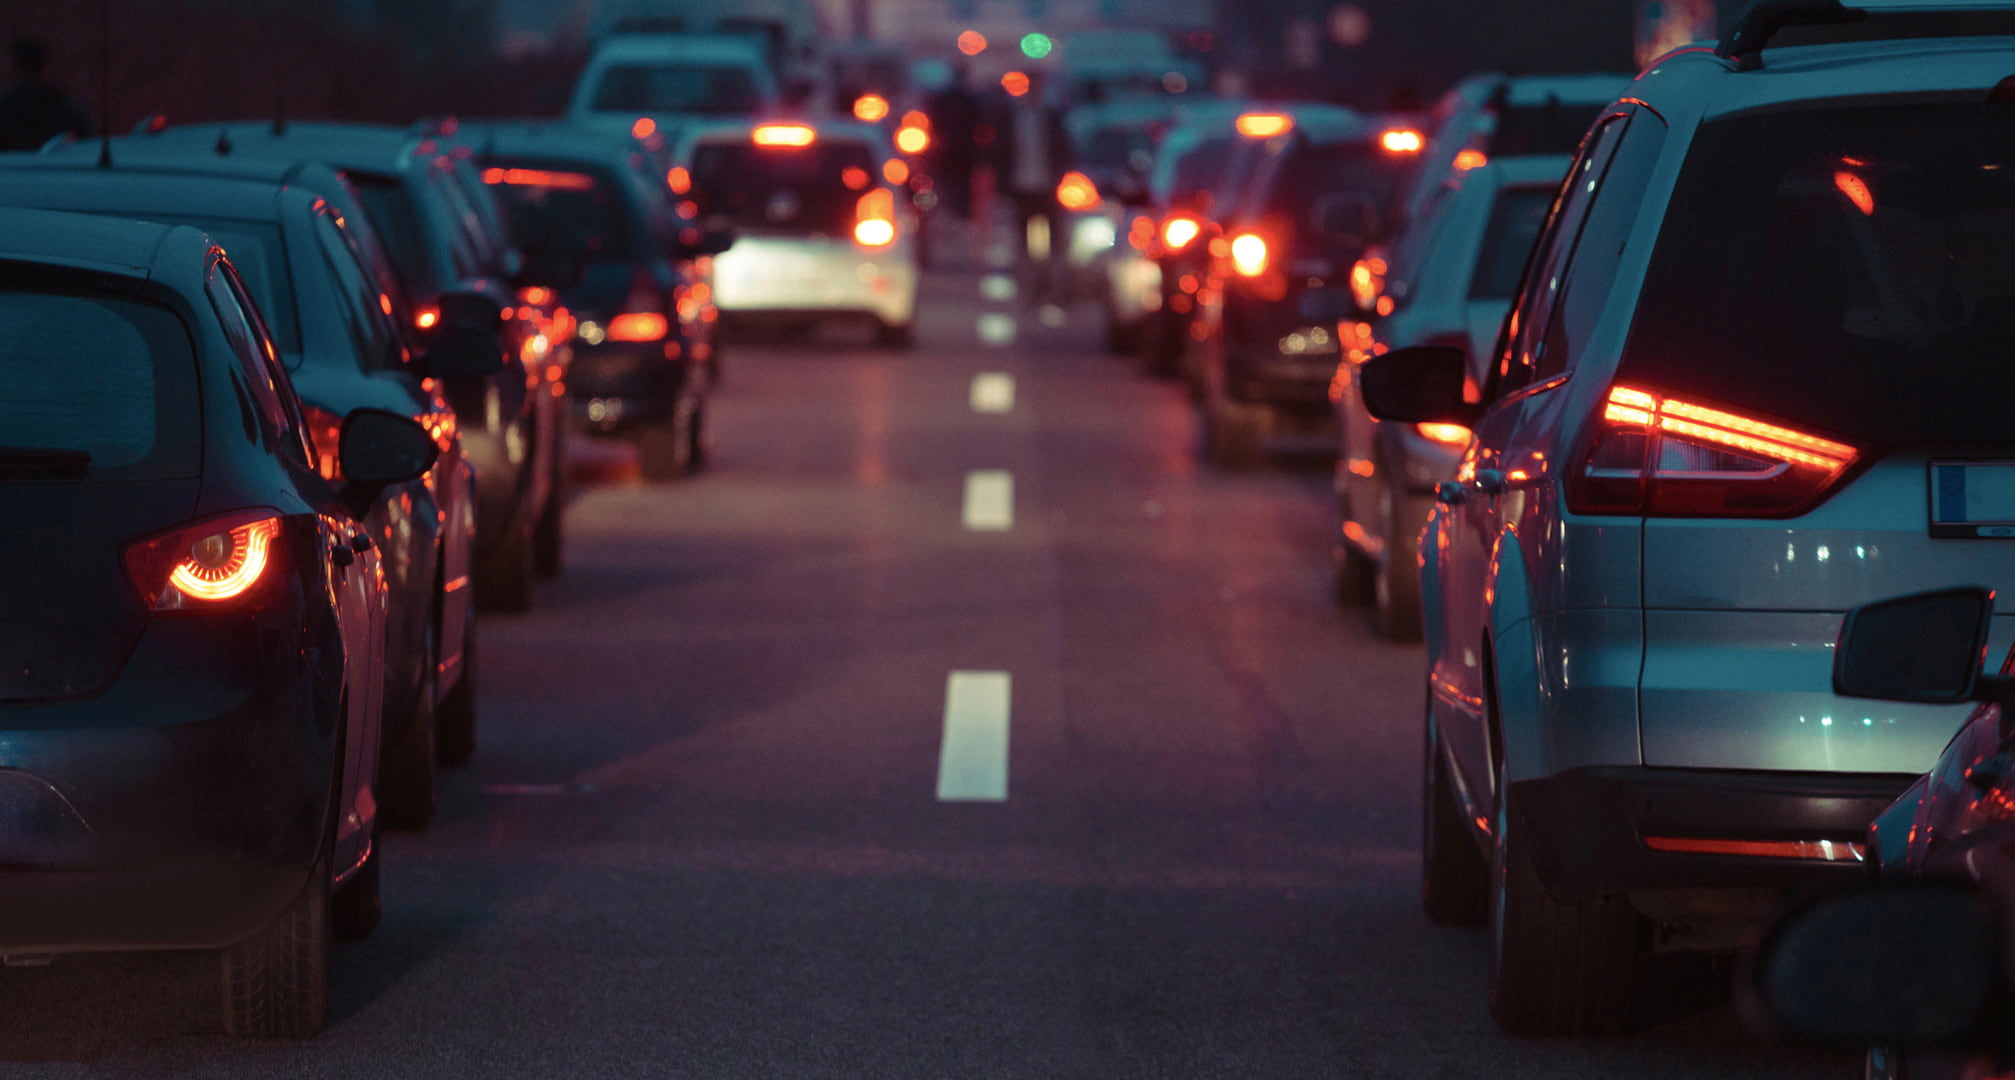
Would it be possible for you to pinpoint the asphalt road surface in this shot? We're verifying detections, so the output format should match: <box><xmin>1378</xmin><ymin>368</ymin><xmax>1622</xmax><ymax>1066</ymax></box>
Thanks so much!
<box><xmin>0</xmin><ymin>234</ymin><xmax>1850</xmax><ymax>1078</ymax></box>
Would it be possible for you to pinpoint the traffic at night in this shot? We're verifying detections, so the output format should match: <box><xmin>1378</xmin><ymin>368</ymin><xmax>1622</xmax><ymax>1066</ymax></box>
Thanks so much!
<box><xmin>1</xmin><ymin>0</ymin><xmax>2013</xmax><ymax>1075</ymax></box>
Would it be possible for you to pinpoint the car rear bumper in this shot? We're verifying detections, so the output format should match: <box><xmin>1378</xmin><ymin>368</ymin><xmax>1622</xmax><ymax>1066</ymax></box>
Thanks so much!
<box><xmin>570</xmin><ymin>340</ymin><xmax>688</xmax><ymax>431</ymax></box>
<box><xmin>712</xmin><ymin>236</ymin><xmax>917</xmax><ymax>326</ymax></box>
<box><xmin>1508</xmin><ymin>765</ymin><xmax>1913</xmax><ymax>903</ymax></box>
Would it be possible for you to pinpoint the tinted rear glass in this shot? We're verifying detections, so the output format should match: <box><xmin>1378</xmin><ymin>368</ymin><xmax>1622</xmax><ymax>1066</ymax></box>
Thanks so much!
<box><xmin>0</xmin><ymin>290</ymin><xmax>200</xmax><ymax>481</ymax></box>
<box><xmin>1075</xmin><ymin>124</ymin><xmax>1156</xmax><ymax>173</ymax></box>
<box><xmin>592</xmin><ymin>64</ymin><xmax>764</xmax><ymax>115</ymax></box>
<box><xmin>689</xmin><ymin>139</ymin><xmax>877</xmax><ymax>234</ymax></box>
<box><xmin>1623</xmin><ymin>102</ymin><xmax>2015</xmax><ymax>443</ymax></box>
<box><xmin>1469</xmin><ymin>187</ymin><xmax>1555</xmax><ymax>300</ymax></box>
<box><xmin>1170</xmin><ymin>135</ymin><xmax>1235</xmax><ymax>207</ymax></box>
<box><xmin>483</xmin><ymin>162</ymin><xmax>636</xmax><ymax>263</ymax></box>
<box><xmin>1487</xmin><ymin>103</ymin><xmax>1604</xmax><ymax>158</ymax></box>
<box><xmin>1262</xmin><ymin>142</ymin><xmax>1403</xmax><ymax>217</ymax></box>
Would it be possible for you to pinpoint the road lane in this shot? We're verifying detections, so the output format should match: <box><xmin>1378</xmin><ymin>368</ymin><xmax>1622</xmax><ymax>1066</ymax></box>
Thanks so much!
<box><xmin>0</xmin><ymin>253</ymin><xmax>1845</xmax><ymax>1078</ymax></box>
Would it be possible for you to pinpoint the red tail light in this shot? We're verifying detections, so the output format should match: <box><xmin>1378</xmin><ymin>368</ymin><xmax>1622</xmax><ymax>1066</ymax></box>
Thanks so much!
<box><xmin>608</xmin><ymin>312</ymin><xmax>669</xmax><ymax>342</ymax></box>
<box><xmin>1055</xmin><ymin>170</ymin><xmax>1101</xmax><ymax>211</ymax></box>
<box><xmin>123</xmin><ymin>510</ymin><xmax>288</xmax><ymax>611</ymax></box>
<box><xmin>855</xmin><ymin>188</ymin><xmax>897</xmax><ymax>247</ymax></box>
<box><xmin>303</xmin><ymin>405</ymin><xmax>344</xmax><ymax>482</ymax></box>
<box><xmin>1161</xmin><ymin>215</ymin><xmax>1201</xmax><ymax>252</ymax></box>
<box><xmin>1568</xmin><ymin>384</ymin><xmax>1860</xmax><ymax>518</ymax></box>
<box><xmin>1229</xmin><ymin>233</ymin><xmax>1269</xmax><ymax>277</ymax></box>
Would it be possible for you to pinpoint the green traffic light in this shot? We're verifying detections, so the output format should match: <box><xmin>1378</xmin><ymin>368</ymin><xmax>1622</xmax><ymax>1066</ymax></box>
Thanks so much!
<box><xmin>1020</xmin><ymin>32</ymin><xmax>1053</xmax><ymax>59</ymax></box>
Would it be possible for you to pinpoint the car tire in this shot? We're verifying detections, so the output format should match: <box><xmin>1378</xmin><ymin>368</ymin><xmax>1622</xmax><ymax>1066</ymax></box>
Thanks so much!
<box><xmin>220</xmin><ymin>863</ymin><xmax>330</xmax><ymax>1039</ymax></box>
<box><xmin>478</xmin><ymin>520</ymin><xmax>535</xmax><ymax>614</ymax></box>
<box><xmin>1373</xmin><ymin>484</ymin><xmax>1426</xmax><ymax>641</ymax></box>
<box><xmin>1488</xmin><ymin>803</ymin><xmax>1644</xmax><ymax>1036</ymax></box>
<box><xmin>436</xmin><ymin>593</ymin><xmax>477</xmax><ymax>768</ymax></box>
<box><xmin>634</xmin><ymin>416</ymin><xmax>692</xmax><ymax>482</ymax></box>
<box><xmin>378</xmin><ymin>632</ymin><xmax>439</xmax><ymax>830</ymax></box>
<box><xmin>1422</xmin><ymin>723</ymin><xmax>1489</xmax><ymax>926</ymax></box>
<box><xmin>875</xmin><ymin>319</ymin><xmax>915</xmax><ymax>350</ymax></box>
<box><xmin>330</xmin><ymin>827</ymin><xmax>381</xmax><ymax>942</ymax></box>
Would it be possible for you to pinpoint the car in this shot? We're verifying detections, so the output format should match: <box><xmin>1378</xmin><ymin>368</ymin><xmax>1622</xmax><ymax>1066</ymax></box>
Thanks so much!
<box><xmin>1191</xmin><ymin>105</ymin><xmax>1416</xmax><ymax>468</ymax></box>
<box><xmin>1328</xmin><ymin>155</ymin><xmax>1569</xmax><ymax>638</ymax></box>
<box><xmin>1061</xmin><ymin>95</ymin><xmax>1175</xmax><ymax>349</ymax></box>
<box><xmin>1133</xmin><ymin>100</ymin><xmax>1256</xmax><ymax>377</ymax></box>
<box><xmin>676</xmin><ymin>119</ymin><xmax>919</xmax><ymax>347</ymax></box>
<box><xmin>567</xmin><ymin>32</ymin><xmax>783</xmax><ymax>138</ymax></box>
<box><xmin>463</xmin><ymin>121</ymin><xmax>734</xmax><ymax>479</ymax></box>
<box><xmin>1355</xmin><ymin>3</ymin><xmax>2015</xmax><ymax>1035</ymax></box>
<box><xmin>0</xmin><ymin>153</ymin><xmax>493</xmax><ymax>825</ymax></box>
<box><xmin>1746</xmin><ymin>586</ymin><xmax>2015</xmax><ymax>1079</ymax></box>
<box><xmin>119</xmin><ymin>121</ymin><xmax>576</xmax><ymax>612</ymax></box>
<box><xmin>1388</xmin><ymin>71</ymin><xmax>1630</xmax><ymax>234</ymax></box>
<box><xmin>0</xmin><ymin>206</ymin><xmax>437</xmax><ymax>1036</ymax></box>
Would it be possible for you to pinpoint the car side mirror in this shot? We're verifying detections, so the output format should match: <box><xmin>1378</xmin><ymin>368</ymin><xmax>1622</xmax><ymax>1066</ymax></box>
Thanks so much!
<box><xmin>339</xmin><ymin>408</ymin><xmax>438</xmax><ymax>488</ymax></box>
<box><xmin>1834</xmin><ymin>587</ymin><xmax>1996</xmax><ymax>704</ymax></box>
<box><xmin>1743</xmin><ymin>883</ymin><xmax>1999</xmax><ymax>1049</ymax></box>
<box><xmin>1299</xmin><ymin>286</ymin><xmax>1353</xmax><ymax>326</ymax></box>
<box><xmin>514</xmin><ymin>245</ymin><xmax>585</xmax><ymax>291</ymax></box>
<box><xmin>1358</xmin><ymin>345</ymin><xmax>1476</xmax><ymax>426</ymax></box>
<box><xmin>1313</xmin><ymin>192</ymin><xmax>1381</xmax><ymax>245</ymax></box>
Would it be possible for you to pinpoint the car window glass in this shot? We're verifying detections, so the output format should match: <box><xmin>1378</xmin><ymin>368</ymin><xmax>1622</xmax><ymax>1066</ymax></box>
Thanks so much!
<box><xmin>590</xmin><ymin>63</ymin><xmax>764</xmax><ymax>115</ymax></box>
<box><xmin>1489</xmin><ymin>113</ymin><xmax>1628</xmax><ymax>399</ymax></box>
<box><xmin>690</xmin><ymin>139</ymin><xmax>878</xmax><ymax>234</ymax></box>
<box><xmin>136</xmin><ymin>218</ymin><xmax>301</xmax><ymax>354</ymax></box>
<box><xmin>1469</xmin><ymin>186</ymin><xmax>1557</xmax><ymax>302</ymax></box>
<box><xmin>482</xmin><ymin>162</ymin><xmax>637</xmax><ymax>263</ymax></box>
<box><xmin>312</xmin><ymin>207</ymin><xmax>403</xmax><ymax>372</ymax></box>
<box><xmin>209</xmin><ymin>258</ymin><xmax>310</xmax><ymax>467</ymax></box>
<box><xmin>1535</xmin><ymin>113</ymin><xmax>1666</xmax><ymax>378</ymax></box>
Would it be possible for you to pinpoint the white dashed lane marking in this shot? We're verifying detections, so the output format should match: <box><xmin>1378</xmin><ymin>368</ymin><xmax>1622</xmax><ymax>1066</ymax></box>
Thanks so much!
<box><xmin>937</xmin><ymin>671</ymin><xmax>1010</xmax><ymax>801</ymax></box>
<box><xmin>962</xmin><ymin>470</ymin><xmax>1014</xmax><ymax>531</ymax></box>
<box><xmin>980</xmin><ymin>274</ymin><xmax>1017</xmax><ymax>302</ymax></box>
<box><xmin>977</xmin><ymin>312</ymin><xmax>1016</xmax><ymax>346</ymax></box>
<box><xmin>969</xmin><ymin>373</ymin><xmax>1015</xmax><ymax>414</ymax></box>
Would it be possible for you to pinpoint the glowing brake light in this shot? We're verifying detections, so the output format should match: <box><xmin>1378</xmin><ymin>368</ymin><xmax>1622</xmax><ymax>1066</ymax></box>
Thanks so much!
<box><xmin>607</xmin><ymin>312</ymin><xmax>669</xmax><ymax>342</ymax></box>
<box><xmin>883</xmin><ymin>158</ymin><xmax>910</xmax><ymax>185</ymax></box>
<box><xmin>1055</xmin><ymin>170</ymin><xmax>1100</xmax><ymax>211</ymax></box>
<box><xmin>1416</xmin><ymin>423</ymin><xmax>1471</xmax><ymax>446</ymax></box>
<box><xmin>1454</xmin><ymin>149</ymin><xmax>1489</xmax><ymax>172</ymax></box>
<box><xmin>854</xmin><ymin>187</ymin><xmax>896</xmax><ymax>247</ymax></box>
<box><xmin>304</xmin><ymin>405</ymin><xmax>345</xmax><ymax>481</ymax></box>
<box><xmin>123</xmin><ymin>511</ymin><xmax>286</xmax><ymax>610</ymax></box>
<box><xmin>1235</xmin><ymin>113</ymin><xmax>1293</xmax><ymax>139</ymax></box>
<box><xmin>895</xmin><ymin>125</ymin><xmax>930</xmax><ymax>155</ymax></box>
<box><xmin>1348</xmin><ymin>256</ymin><xmax>1387</xmax><ymax>313</ymax></box>
<box><xmin>1162</xmin><ymin>216</ymin><xmax>1201</xmax><ymax>252</ymax></box>
<box><xmin>1229</xmin><ymin>232</ymin><xmax>1269</xmax><ymax>277</ymax></box>
<box><xmin>752</xmin><ymin>124</ymin><xmax>816</xmax><ymax>147</ymax></box>
<box><xmin>481</xmin><ymin>168</ymin><xmax>596</xmax><ymax>191</ymax></box>
<box><xmin>666</xmin><ymin>166</ymin><xmax>691</xmax><ymax>194</ymax></box>
<box><xmin>415</xmin><ymin>307</ymin><xmax>439</xmax><ymax>330</ymax></box>
<box><xmin>1380</xmin><ymin>128</ymin><xmax>1424</xmax><ymax>154</ymax></box>
<box><xmin>853</xmin><ymin>94</ymin><xmax>890</xmax><ymax>123</ymax></box>
<box><xmin>1568</xmin><ymin>384</ymin><xmax>1859</xmax><ymax>518</ymax></box>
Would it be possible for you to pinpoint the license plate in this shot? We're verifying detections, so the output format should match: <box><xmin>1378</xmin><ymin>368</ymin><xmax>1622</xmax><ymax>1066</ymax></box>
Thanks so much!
<box><xmin>1930</xmin><ymin>461</ymin><xmax>2015</xmax><ymax>538</ymax></box>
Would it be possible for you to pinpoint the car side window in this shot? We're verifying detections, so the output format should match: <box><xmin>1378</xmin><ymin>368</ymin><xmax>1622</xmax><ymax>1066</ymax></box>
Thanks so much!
<box><xmin>1489</xmin><ymin>113</ymin><xmax>1630</xmax><ymax>399</ymax></box>
<box><xmin>1535</xmin><ymin>110</ymin><xmax>1668</xmax><ymax>382</ymax></box>
<box><xmin>208</xmin><ymin>257</ymin><xmax>313</xmax><ymax>468</ymax></box>
<box><xmin>312</xmin><ymin>207</ymin><xmax>405</xmax><ymax>372</ymax></box>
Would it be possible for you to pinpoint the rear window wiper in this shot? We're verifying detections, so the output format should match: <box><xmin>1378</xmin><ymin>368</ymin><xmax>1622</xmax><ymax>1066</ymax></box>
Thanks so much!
<box><xmin>0</xmin><ymin>447</ymin><xmax>92</xmax><ymax>480</ymax></box>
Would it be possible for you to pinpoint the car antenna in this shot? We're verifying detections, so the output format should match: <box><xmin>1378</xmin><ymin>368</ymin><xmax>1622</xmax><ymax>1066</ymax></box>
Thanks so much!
<box><xmin>96</xmin><ymin>0</ymin><xmax>113</xmax><ymax>167</ymax></box>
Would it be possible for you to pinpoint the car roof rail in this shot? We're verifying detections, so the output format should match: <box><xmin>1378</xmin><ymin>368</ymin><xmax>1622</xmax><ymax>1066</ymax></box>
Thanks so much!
<box><xmin>1718</xmin><ymin>0</ymin><xmax>2015</xmax><ymax>69</ymax></box>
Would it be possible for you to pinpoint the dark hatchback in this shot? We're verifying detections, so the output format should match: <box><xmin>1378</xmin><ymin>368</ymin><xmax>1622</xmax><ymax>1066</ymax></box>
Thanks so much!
<box><xmin>0</xmin><ymin>208</ymin><xmax>436</xmax><ymax>1036</ymax></box>
<box><xmin>122</xmin><ymin>121</ymin><xmax>573</xmax><ymax>611</ymax></box>
<box><xmin>465</xmin><ymin>121</ymin><xmax>732</xmax><ymax>479</ymax></box>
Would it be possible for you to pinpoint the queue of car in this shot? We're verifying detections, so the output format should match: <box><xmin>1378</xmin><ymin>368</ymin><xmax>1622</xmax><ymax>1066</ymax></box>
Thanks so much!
<box><xmin>1070</xmin><ymin>0</ymin><xmax>2015</xmax><ymax>1061</ymax></box>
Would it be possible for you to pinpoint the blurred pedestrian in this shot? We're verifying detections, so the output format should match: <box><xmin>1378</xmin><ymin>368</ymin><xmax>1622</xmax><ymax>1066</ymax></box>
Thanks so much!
<box><xmin>996</xmin><ymin>71</ymin><xmax>1072</xmax><ymax>302</ymax></box>
<box><xmin>0</xmin><ymin>37</ymin><xmax>93</xmax><ymax>152</ymax></box>
<box><xmin>925</xmin><ymin>61</ymin><xmax>979</xmax><ymax>221</ymax></box>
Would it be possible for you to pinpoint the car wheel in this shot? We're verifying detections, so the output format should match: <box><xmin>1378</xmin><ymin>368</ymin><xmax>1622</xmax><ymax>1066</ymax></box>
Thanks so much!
<box><xmin>1422</xmin><ymin>720</ymin><xmax>1488</xmax><ymax>926</ymax></box>
<box><xmin>875</xmin><ymin>319</ymin><xmax>915</xmax><ymax>350</ymax></box>
<box><xmin>220</xmin><ymin>862</ymin><xmax>331</xmax><ymax>1038</ymax></box>
<box><xmin>436</xmin><ymin>590</ymin><xmax>477</xmax><ymax>768</ymax></box>
<box><xmin>330</xmin><ymin>826</ymin><xmax>381</xmax><ymax>942</ymax></box>
<box><xmin>378</xmin><ymin>624</ymin><xmax>439</xmax><ymax>830</ymax></box>
<box><xmin>634</xmin><ymin>415</ymin><xmax>692</xmax><ymax>482</ymax></box>
<box><xmin>1488</xmin><ymin>801</ymin><xmax>1645</xmax><ymax>1035</ymax></box>
<box><xmin>1373</xmin><ymin>482</ymin><xmax>1426</xmax><ymax>641</ymax></box>
<box><xmin>477</xmin><ymin>519</ymin><xmax>535</xmax><ymax>614</ymax></box>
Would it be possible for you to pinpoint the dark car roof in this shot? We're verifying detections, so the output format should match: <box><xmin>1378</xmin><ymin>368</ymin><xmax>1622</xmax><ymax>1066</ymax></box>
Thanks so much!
<box><xmin>459</xmin><ymin>121</ymin><xmax>642</xmax><ymax>166</ymax></box>
<box><xmin>0</xmin><ymin>205</ymin><xmax>190</xmax><ymax>277</ymax></box>
<box><xmin>127</xmin><ymin>122</ymin><xmax>432</xmax><ymax>177</ymax></box>
<box><xmin>0</xmin><ymin>163</ymin><xmax>291</xmax><ymax>223</ymax></box>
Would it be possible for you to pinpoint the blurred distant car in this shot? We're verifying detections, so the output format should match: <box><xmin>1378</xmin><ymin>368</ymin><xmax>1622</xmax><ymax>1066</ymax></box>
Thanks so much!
<box><xmin>116</xmin><ymin>122</ymin><xmax>576</xmax><ymax>612</ymax></box>
<box><xmin>1062</xmin><ymin>95</ymin><xmax>1172</xmax><ymax>344</ymax></box>
<box><xmin>467</xmin><ymin>122</ymin><xmax>734</xmax><ymax>479</ymax></box>
<box><xmin>1329</xmin><ymin>155</ymin><xmax>1567</xmax><ymax>638</ymax></box>
<box><xmin>1390</xmin><ymin>72</ymin><xmax>1629</xmax><ymax>232</ymax></box>
<box><xmin>5</xmin><ymin>151</ymin><xmax>490</xmax><ymax>823</ymax></box>
<box><xmin>1133</xmin><ymin>101</ymin><xmax>1258</xmax><ymax>377</ymax></box>
<box><xmin>1359</xmin><ymin>15</ymin><xmax>2015</xmax><ymax>1036</ymax></box>
<box><xmin>677</xmin><ymin>119</ymin><xmax>918</xmax><ymax>348</ymax></box>
<box><xmin>569</xmin><ymin>33</ymin><xmax>782</xmax><ymax>138</ymax></box>
<box><xmin>1192</xmin><ymin>105</ymin><xmax>1414</xmax><ymax>468</ymax></box>
<box><xmin>0</xmin><ymin>207</ymin><xmax>436</xmax><ymax>1036</ymax></box>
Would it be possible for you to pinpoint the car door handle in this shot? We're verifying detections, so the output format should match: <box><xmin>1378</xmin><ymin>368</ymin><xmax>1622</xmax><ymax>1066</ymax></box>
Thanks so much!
<box><xmin>1472</xmin><ymin>468</ymin><xmax>1506</xmax><ymax>495</ymax></box>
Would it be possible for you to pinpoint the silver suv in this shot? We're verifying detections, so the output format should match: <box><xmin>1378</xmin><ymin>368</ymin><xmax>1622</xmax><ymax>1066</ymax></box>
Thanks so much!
<box><xmin>1359</xmin><ymin>0</ymin><xmax>2015</xmax><ymax>1036</ymax></box>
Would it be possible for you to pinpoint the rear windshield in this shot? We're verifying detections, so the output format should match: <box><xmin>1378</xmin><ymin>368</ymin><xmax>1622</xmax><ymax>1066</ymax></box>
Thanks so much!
<box><xmin>143</xmin><ymin>218</ymin><xmax>300</xmax><ymax>354</ymax></box>
<box><xmin>1486</xmin><ymin>102</ymin><xmax>1604</xmax><ymax>158</ymax></box>
<box><xmin>1075</xmin><ymin>124</ymin><xmax>1156</xmax><ymax>173</ymax></box>
<box><xmin>1469</xmin><ymin>187</ymin><xmax>1555</xmax><ymax>301</ymax></box>
<box><xmin>591</xmin><ymin>64</ymin><xmax>764</xmax><ymax>116</ymax></box>
<box><xmin>482</xmin><ymin>161</ymin><xmax>636</xmax><ymax>263</ymax></box>
<box><xmin>689</xmin><ymin>139</ymin><xmax>877</xmax><ymax>234</ymax></box>
<box><xmin>0</xmin><ymin>290</ymin><xmax>200</xmax><ymax>481</ymax></box>
<box><xmin>1622</xmin><ymin>102</ymin><xmax>2015</xmax><ymax>443</ymax></box>
<box><xmin>1262</xmin><ymin>142</ymin><xmax>1403</xmax><ymax>217</ymax></box>
<box><xmin>1169</xmin><ymin>134</ymin><xmax>1235</xmax><ymax>207</ymax></box>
